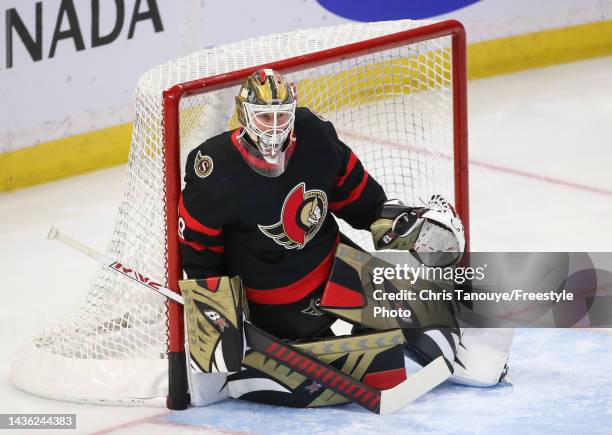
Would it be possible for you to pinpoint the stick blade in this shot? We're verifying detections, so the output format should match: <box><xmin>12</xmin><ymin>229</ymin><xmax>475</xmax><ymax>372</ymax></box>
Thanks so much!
<box><xmin>379</xmin><ymin>356</ymin><xmax>451</xmax><ymax>415</ymax></box>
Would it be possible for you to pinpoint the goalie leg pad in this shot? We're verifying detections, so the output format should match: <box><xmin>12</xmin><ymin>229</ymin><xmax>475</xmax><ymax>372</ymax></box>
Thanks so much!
<box><xmin>180</xmin><ymin>276</ymin><xmax>248</xmax><ymax>406</ymax></box>
<box><xmin>319</xmin><ymin>243</ymin><xmax>459</xmax><ymax>332</ymax></box>
<box><xmin>180</xmin><ymin>276</ymin><xmax>247</xmax><ymax>374</ymax></box>
<box><xmin>319</xmin><ymin>243</ymin><xmax>461</xmax><ymax>371</ymax></box>
<box><xmin>450</xmin><ymin>328</ymin><xmax>514</xmax><ymax>387</ymax></box>
<box><xmin>227</xmin><ymin>329</ymin><xmax>407</xmax><ymax>408</ymax></box>
<box><xmin>403</xmin><ymin>327</ymin><xmax>460</xmax><ymax>373</ymax></box>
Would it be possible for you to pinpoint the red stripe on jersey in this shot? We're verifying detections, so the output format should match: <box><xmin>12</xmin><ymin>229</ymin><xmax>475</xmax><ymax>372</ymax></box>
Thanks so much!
<box><xmin>335</xmin><ymin>151</ymin><xmax>358</xmax><ymax>188</ymax></box>
<box><xmin>179</xmin><ymin>236</ymin><xmax>224</xmax><ymax>253</ymax></box>
<box><xmin>245</xmin><ymin>238</ymin><xmax>339</xmax><ymax>305</ymax></box>
<box><xmin>330</xmin><ymin>172</ymin><xmax>369</xmax><ymax>212</ymax></box>
<box><xmin>179</xmin><ymin>195</ymin><xmax>222</xmax><ymax>237</ymax></box>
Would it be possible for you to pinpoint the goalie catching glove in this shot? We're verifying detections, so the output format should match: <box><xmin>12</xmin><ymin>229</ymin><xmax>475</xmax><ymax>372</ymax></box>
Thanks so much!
<box><xmin>370</xmin><ymin>195</ymin><xmax>465</xmax><ymax>266</ymax></box>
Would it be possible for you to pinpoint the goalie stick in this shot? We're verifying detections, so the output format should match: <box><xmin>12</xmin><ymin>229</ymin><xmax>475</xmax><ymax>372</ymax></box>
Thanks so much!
<box><xmin>47</xmin><ymin>225</ymin><xmax>451</xmax><ymax>415</ymax></box>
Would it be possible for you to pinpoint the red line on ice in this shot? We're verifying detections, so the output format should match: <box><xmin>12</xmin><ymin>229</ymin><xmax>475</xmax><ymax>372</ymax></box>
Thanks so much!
<box><xmin>90</xmin><ymin>411</ymin><xmax>251</xmax><ymax>435</ymax></box>
<box><xmin>339</xmin><ymin>130</ymin><xmax>612</xmax><ymax>197</ymax></box>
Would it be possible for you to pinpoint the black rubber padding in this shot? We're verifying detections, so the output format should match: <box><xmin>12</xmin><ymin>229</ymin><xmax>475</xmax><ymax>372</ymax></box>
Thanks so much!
<box><xmin>167</xmin><ymin>351</ymin><xmax>190</xmax><ymax>410</ymax></box>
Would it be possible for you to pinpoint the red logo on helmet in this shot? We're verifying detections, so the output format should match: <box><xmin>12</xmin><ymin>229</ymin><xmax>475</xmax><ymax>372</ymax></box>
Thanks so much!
<box><xmin>259</xmin><ymin>182</ymin><xmax>328</xmax><ymax>249</ymax></box>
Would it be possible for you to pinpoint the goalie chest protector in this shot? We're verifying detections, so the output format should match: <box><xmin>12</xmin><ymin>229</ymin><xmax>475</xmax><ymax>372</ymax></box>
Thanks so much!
<box><xmin>179</xmin><ymin>107</ymin><xmax>386</xmax><ymax>309</ymax></box>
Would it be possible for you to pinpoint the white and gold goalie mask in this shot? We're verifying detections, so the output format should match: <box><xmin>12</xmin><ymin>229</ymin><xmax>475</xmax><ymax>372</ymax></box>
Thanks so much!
<box><xmin>235</xmin><ymin>68</ymin><xmax>297</xmax><ymax>177</ymax></box>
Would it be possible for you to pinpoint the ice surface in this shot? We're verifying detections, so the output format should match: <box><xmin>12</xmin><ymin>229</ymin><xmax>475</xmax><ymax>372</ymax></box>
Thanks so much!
<box><xmin>160</xmin><ymin>329</ymin><xmax>612</xmax><ymax>435</ymax></box>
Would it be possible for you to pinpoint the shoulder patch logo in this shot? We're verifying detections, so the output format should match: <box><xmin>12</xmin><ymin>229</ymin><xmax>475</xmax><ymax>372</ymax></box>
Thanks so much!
<box><xmin>258</xmin><ymin>182</ymin><xmax>328</xmax><ymax>250</ymax></box>
<box><xmin>194</xmin><ymin>151</ymin><xmax>214</xmax><ymax>178</ymax></box>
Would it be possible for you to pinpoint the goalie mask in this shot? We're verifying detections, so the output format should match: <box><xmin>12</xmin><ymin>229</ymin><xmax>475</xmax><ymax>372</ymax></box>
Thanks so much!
<box><xmin>235</xmin><ymin>68</ymin><xmax>297</xmax><ymax>177</ymax></box>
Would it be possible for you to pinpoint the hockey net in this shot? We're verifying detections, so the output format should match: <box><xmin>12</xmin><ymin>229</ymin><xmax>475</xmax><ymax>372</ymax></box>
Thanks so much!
<box><xmin>11</xmin><ymin>19</ymin><xmax>468</xmax><ymax>407</ymax></box>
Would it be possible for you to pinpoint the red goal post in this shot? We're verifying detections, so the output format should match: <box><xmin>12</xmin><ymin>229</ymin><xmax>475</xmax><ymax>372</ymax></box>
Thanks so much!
<box><xmin>162</xmin><ymin>19</ymin><xmax>468</xmax><ymax>409</ymax></box>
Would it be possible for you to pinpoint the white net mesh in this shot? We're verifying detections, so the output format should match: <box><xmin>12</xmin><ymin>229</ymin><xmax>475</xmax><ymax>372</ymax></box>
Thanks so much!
<box><xmin>11</xmin><ymin>19</ymin><xmax>463</xmax><ymax>405</ymax></box>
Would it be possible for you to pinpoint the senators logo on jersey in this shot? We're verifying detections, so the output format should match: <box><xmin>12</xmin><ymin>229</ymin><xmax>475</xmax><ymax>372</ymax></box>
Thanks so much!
<box><xmin>194</xmin><ymin>151</ymin><xmax>214</xmax><ymax>178</ymax></box>
<box><xmin>259</xmin><ymin>182</ymin><xmax>328</xmax><ymax>249</ymax></box>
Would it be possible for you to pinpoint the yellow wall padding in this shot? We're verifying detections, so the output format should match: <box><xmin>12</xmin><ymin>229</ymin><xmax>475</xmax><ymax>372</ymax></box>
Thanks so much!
<box><xmin>2</xmin><ymin>19</ymin><xmax>611</xmax><ymax>191</ymax></box>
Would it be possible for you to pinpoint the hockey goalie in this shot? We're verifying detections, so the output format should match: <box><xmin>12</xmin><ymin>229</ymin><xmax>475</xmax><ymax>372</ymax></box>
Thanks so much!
<box><xmin>178</xmin><ymin>69</ymin><xmax>510</xmax><ymax>409</ymax></box>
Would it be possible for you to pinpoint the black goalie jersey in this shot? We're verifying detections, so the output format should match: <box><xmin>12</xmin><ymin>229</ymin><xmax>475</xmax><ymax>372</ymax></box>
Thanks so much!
<box><xmin>179</xmin><ymin>107</ymin><xmax>387</xmax><ymax>339</ymax></box>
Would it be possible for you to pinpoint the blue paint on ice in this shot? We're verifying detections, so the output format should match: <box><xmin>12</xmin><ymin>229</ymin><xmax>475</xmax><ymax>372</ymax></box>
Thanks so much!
<box><xmin>161</xmin><ymin>329</ymin><xmax>612</xmax><ymax>434</ymax></box>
